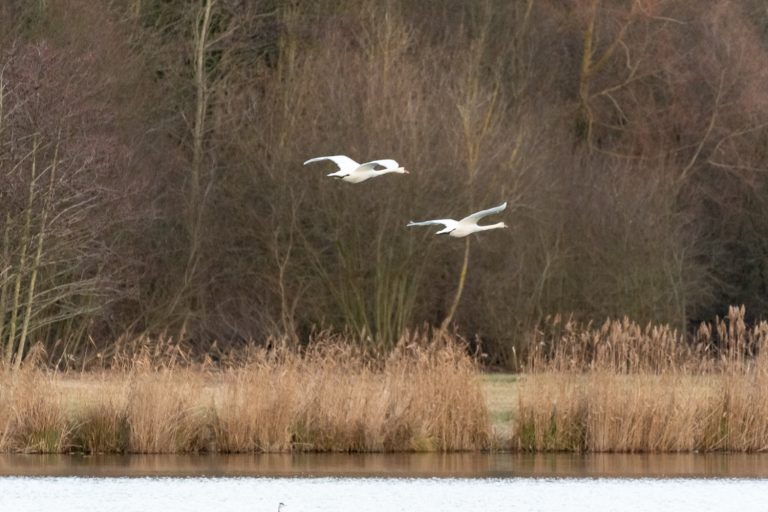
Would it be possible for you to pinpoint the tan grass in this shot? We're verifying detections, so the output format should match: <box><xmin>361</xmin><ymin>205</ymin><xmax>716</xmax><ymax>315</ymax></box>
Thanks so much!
<box><xmin>516</xmin><ymin>306</ymin><xmax>768</xmax><ymax>452</ymax></box>
<box><xmin>212</xmin><ymin>366</ymin><xmax>297</xmax><ymax>452</ymax></box>
<box><xmin>126</xmin><ymin>370</ymin><xmax>212</xmax><ymax>454</ymax></box>
<box><xmin>0</xmin><ymin>333</ymin><xmax>491</xmax><ymax>453</ymax></box>
<box><xmin>0</xmin><ymin>370</ymin><xmax>71</xmax><ymax>453</ymax></box>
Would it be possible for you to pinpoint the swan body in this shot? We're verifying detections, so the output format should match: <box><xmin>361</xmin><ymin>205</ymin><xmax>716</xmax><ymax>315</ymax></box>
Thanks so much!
<box><xmin>303</xmin><ymin>155</ymin><xmax>408</xmax><ymax>183</ymax></box>
<box><xmin>407</xmin><ymin>202</ymin><xmax>508</xmax><ymax>238</ymax></box>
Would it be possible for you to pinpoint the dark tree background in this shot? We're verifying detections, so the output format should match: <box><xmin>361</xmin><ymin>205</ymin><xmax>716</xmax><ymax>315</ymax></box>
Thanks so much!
<box><xmin>1</xmin><ymin>0</ymin><xmax>767</xmax><ymax>367</ymax></box>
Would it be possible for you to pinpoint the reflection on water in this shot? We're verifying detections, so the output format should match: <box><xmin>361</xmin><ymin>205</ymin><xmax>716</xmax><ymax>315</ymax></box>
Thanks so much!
<box><xmin>3</xmin><ymin>452</ymin><xmax>768</xmax><ymax>478</ymax></box>
<box><xmin>2</xmin><ymin>476</ymin><xmax>768</xmax><ymax>512</ymax></box>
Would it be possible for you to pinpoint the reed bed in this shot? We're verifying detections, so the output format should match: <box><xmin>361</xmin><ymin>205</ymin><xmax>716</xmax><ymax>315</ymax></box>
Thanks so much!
<box><xmin>0</xmin><ymin>333</ymin><xmax>491</xmax><ymax>453</ymax></box>
<box><xmin>516</xmin><ymin>306</ymin><xmax>768</xmax><ymax>452</ymax></box>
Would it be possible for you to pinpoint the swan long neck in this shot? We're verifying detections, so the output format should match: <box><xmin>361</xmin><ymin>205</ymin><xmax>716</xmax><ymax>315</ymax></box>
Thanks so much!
<box><xmin>373</xmin><ymin>167</ymin><xmax>406</xmax><ymax>175</ymax></box>
<box><xmin>477</xmin><ymin>222</ymin><xmax>506</xmax><ymax>231</ymax></box>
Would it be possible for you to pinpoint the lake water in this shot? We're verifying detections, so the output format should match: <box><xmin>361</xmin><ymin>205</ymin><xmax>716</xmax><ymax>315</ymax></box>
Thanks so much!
<box><xmin>2</xmin><ymin>453</ymin><xmax>768</xmax><ymax>512</ymax></box>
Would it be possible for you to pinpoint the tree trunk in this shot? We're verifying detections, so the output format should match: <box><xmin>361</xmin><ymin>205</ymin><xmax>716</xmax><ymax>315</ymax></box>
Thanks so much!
<box><xmin>440</xmin><ymin>238</ymin><xmax>471</xmax><ymax>332</ymax></box>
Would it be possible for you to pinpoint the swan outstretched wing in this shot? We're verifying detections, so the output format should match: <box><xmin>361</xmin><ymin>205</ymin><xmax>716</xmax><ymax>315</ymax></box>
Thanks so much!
<box><xmin>406</xmin><ymin>219</ymin><xmax>458</xmax><ymax>230</ymax></box>
<box><xmin>360</xmin><ymin>159</ymin><xmax>399</xmax><ymax>170</ymax></box>
<box><xmin>461</xmin><ymin>202</ymin><xmax>507</xmax><ymax>224</ymax></box>
<box><xmin>303</xmin><ymin>155</ymin><xmax>360</xmax><ymax>173</ymax></box>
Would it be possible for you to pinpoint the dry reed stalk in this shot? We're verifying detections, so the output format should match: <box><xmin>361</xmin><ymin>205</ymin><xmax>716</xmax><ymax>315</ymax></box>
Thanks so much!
<box><xmin>517</xmin><ymin>307</ymin><xmax>768</xmax><ymax>452</ymax></box>
<box><xmin>288</xmin><ymin>343</ymin><xmax>404</xmax><ymax>451</ymax></box>
<box><xmin>386</xmin><ymin>342</ymin><xmax>491</xmax><ymax>451</ymax></box>
<box><xmin>294</xmin><ymin>366</ymin><xmax>388</xmax><ymax>452</ymax></box>
<box><xmin>0</xmin><ymin>371</ymin><xmax>11</xmax><ymax>450</ymax></box>
<box><xmin>583</xmin><ymin>373</ymin><xmax>717</xmax><ymax>452</ymax></box>
<box><xmin>0</xmin><ymin>334</ymin><xmax>490</xmax><ymax>453</ymax></box>
<box><xmin>516</xmin><ymin>372</ymin><xmax>587</xmax><ymax>451</ymax></box>
<box><xmin>715</xmin><ymin>349</ymin><xmax>768</xmax><ymax>451</ymax></box>
<box><xmin>4</xmin><ymin>369</ymin><xmax>71</xmax><ymax>452</ymax></box>
<box><xmin>69</xmin><ymin>372</ymin><xmax>130</xmax><ymax>453</ymax></box>
<box><xmin>212</xmin><ymin>365</ymin><xmax>298</xmax><ymax>452</ymax></box>
<box><xmin>125</xmin><ymin>369</ymin><xmax>210</xmax><ymax>453</ymax></box>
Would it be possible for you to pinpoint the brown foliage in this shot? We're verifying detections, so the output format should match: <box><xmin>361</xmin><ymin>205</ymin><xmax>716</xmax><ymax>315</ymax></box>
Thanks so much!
<box><xmin>1</xmin><ymin>0</ymin><xmax>768</xmax><ymax>366</ymax></box>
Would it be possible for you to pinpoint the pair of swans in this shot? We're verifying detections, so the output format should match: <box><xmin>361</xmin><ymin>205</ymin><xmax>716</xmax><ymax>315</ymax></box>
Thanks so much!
<box><xmin>304</xmin><ymin>155</ymin><xmax>507</xmax><ymax>238</ymax></box>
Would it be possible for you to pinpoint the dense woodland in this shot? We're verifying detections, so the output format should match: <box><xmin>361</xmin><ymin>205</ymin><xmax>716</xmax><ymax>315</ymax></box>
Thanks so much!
<box><xmin>0</xmin><ymin>0</ymin><xmax>767</xmax><ymax>367</ymax></box>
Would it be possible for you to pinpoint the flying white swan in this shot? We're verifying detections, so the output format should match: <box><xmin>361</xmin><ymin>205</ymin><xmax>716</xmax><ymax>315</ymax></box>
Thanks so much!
<box><xmin>303</xmin><ymin>155</ymin><xmax>408</xmax><ymax>183</ymax></box>
<box><xmin>407</xmin><ymin>202</ymin><xmax>508</xmax><ymax>238</ymax></box>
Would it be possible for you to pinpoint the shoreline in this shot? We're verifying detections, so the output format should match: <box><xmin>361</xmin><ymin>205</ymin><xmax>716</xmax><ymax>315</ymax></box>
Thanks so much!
<box><xmin>6</xmin><ymin>452</ymin><xmax>768</xmax><ymax>478</ymax></box>
<box><xmin>0</xmin><ymin>341</ymin><xmax>493</xmax><ymax>455</ymax></box>
<box><xmin>5</xmin><ymin>368</ymin><xmax>768</xmax><ymax>454</ymax></box>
